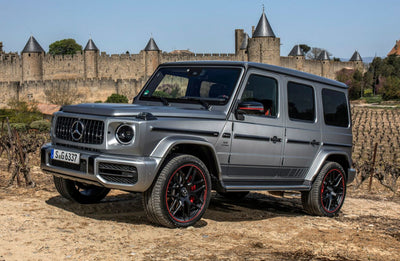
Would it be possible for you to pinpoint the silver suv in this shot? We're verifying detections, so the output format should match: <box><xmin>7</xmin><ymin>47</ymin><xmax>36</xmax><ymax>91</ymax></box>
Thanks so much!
<box><xmin>41</xmin><ymin>61</ymin><xmax>356</xmax><ymax>228</ymax></box>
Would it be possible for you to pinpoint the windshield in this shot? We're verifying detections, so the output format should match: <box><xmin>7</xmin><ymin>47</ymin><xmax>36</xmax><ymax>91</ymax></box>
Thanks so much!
<box><xmin>139</xmin><ymin>67</ymin><xmax>242</xmax><ymax>106</ymax></box>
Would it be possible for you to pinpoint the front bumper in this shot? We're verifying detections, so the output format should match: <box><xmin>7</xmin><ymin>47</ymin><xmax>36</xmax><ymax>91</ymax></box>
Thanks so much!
<box><xmin>40</xmin><ymin>143</ymin><xmax>161</xmax><ymax>192</ymax></box>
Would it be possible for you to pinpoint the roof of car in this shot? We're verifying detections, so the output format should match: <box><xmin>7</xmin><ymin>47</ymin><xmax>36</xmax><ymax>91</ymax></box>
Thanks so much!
<box><xmin>160</xmin><ymin>61</ymin><xmax>348</xmax><ymax>89</ymax></box>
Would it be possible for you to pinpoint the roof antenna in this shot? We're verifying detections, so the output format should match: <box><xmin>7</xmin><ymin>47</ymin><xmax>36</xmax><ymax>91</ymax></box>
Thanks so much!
<box><xmin>262</xmin><ymin>4</ymin><xmax>265</xmax><ymax>13</ymax></box>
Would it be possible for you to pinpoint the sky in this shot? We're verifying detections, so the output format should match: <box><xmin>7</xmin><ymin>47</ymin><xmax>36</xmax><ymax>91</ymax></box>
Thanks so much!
<box><xmin>0</xmin><ymin>0</ymin><xmax>398</xmax><ymax>59</ymax></box>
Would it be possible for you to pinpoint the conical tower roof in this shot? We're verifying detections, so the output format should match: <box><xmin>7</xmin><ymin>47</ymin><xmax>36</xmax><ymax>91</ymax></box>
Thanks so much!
<box><xmin>349</xmin><ymin>50</ymin><xmax>362</xmax><ymax>61</ymax></box>
<box><xmin>317</xmin><ymin>50</ymin><xmax>330</xmax><ymax>60</ymax></box>
<box><xmin>240</xmin><ymin>34</ymin><xmax>249</xmax><ymax>50</ymax></box>
<box><xmin>144</xmin><ymin>37</ymin><xmax>160</xmax><ymax>51</ymax></box>
<box><xmin>22</xmin><ymin>36</ymin><xmax>45</xmax><ymax>53</ymax></box>
<box><xmin>288</xmin><ymin>45</ymin><xmax>304</xmax><ymax>56</ymax></box>
<box><xmin>252</xmin><ymin>10</ymin><xmax>275</xmax><ymax>38</ymax></box>
<box><xmin>84</xmin><ymin>38</ymin><xmax>99</xmax><ymax>51</ymax></box>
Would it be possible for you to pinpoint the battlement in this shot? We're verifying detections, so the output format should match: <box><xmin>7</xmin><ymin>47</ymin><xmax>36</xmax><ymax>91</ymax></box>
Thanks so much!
<box><xmin>0</xmin><ymin>52</ymin><xmax>20</xmax><ymax>62</ymax></box>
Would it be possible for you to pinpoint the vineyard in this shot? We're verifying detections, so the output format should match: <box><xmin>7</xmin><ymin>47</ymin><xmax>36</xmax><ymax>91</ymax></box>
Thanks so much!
<box><xmin>0</xmin><ymin>106</ymin><xmax>399</xmax><ymax>195</ymax></box>
<box><xmin>352</xmin><ymin>106</ymin><xmax>400</xmax><ymax>194</ymax></box>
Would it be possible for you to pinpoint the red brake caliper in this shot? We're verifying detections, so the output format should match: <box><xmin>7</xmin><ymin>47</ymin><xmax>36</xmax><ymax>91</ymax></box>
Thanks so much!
<box><xmin>189</xmin><ymin>175</ymin><xmax>196</xmax><ymax>203</ymax></box>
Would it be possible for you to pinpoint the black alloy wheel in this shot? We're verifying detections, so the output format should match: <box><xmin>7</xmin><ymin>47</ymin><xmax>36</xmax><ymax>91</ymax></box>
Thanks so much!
<box><xmin>320</xmin><ymin>168</ymin><xmax>345</xmax><ymax>213</ymax></box>
<box><xmin>301</xmin><ymin>161</ymin><xmax>347</xmax><ymax>217</ymax></box>
<box><xmin>143</xmin><ymin>154</ymin><xmax>211</xmax><ymax>228</ymax></box>
<box><xmin>165</xmin><ymin>164</ymin><xmax>207</xmax><ymax>223</ymax></box>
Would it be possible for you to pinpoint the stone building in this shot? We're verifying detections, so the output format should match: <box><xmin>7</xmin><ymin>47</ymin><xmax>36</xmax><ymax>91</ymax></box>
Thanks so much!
<box><xmin>0</xmin><ymin>10</ymin><xmax>366</xmax><ymax>106</ymax></box>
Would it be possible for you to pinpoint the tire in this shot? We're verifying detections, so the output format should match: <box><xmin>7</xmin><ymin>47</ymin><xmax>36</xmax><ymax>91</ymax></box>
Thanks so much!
<box><xmin>143</xmin><ymin>154</ymin><xmax>211</xmax><ymax>228</ymax></box>
<box><xmin>217</xmin><ymin>191</ymin><xmax>249</xmax><ymax>201</ymax></box>
<box><xmin>301</xmin><ymin>161</ymin><xmax>346</xmax><ymax>217</ymax></box>
<box><xmin>53</xmin><ymin>176</ymin><xmax>110</xmax><ymax>204</ymax></box>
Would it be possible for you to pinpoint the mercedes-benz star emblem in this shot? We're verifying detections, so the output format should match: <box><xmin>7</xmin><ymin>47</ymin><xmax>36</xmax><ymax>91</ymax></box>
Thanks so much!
<box><xmin>71</xmin><ymin>120</ymin><xmax>85</xmax><ymax>141</ymax></box>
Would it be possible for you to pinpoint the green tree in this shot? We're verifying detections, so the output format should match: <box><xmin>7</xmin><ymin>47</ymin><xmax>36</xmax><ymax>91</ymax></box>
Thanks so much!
<box><xmin>365</xmin><ymin>56</ymin><xmax>400</xmax><ymax>96</ymax></box>
<box><xmin>105</xmin><ymin>93</ymin><xmax>129</xmax><ymax>103</ymax></box>
<box><xmin>299</xmin><ymin>44</ymin><xmax>311</xmax><ymax>54</ymax></box>
<box><xmin>382</xmin><ymin>76</ymin><xmax>400</xmax><ymax>100</ymax></box>
<box><xmin>49</xmin><ymin>39</ymin><xmax>82</xmax><ymax>55</ymax></box>
<box><xmin>336</xmin><ymin>69</ymin><xmax>363</xmax><ymax>100</ymax></box>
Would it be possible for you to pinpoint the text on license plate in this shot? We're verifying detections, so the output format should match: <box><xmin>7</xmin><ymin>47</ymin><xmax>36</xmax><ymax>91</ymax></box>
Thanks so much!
<box><xmin>51</xmin><ymin>149</ymin><xmax>80</xmax><ymax>164</ymax></box>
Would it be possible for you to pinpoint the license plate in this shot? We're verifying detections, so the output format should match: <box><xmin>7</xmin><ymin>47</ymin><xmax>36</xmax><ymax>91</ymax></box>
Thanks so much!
<box><xmin>51</xmin><ymin>149</ymin><xmax>80</xmax><ymax>165</ymax></box>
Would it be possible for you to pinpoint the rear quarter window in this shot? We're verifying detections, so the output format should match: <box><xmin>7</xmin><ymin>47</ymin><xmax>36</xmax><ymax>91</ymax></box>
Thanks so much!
<box><xmin>287</xmin><ymin>82</ymin><xmax>315</xmax><ymax>122</ymax></box>
<box><xmin>322</xmin><ymin>89</ymin><xmax>349</xmax><ymax>127</ymax></box>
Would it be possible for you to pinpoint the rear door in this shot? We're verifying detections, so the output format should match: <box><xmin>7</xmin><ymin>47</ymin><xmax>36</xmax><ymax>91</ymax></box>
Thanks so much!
<box><xmin>282</xmin><ymin>79</ymin><xmax>321</xmax><ymax>180</ymax></box>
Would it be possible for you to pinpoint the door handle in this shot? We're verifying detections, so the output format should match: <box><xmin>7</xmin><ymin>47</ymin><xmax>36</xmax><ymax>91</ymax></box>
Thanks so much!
<box><xmin>271</xmin><ymin>136</ymin><xmax>282</xmax><ymax>143</ymax></box>
<box><xmin>222</xmin><ymin>133</ymin><xmax>231</xmax><ymax>138</ymax></box>
<box><xmin>311</xmin><ymin>140</ymin><xmax>320</xmax><ymax>146</ymax></box>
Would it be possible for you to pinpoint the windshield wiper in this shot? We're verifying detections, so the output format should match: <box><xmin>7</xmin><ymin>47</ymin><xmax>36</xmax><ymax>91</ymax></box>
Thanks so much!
<box><xmin>180</xmin><ymin>97</ymin><xmax>210</xmax><ymax>110</ymax></box>
<box><xmin>153</xmin><ymin>96</ymin><xmax>169</xmax><ymax>106</ymax></box>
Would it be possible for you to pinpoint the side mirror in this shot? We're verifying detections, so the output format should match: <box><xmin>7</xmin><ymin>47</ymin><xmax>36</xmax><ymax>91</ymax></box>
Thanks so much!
<box><xmin>235</xmin><ymin>101</ymin><xmax>264</xmax><ymax>120</ymax></box>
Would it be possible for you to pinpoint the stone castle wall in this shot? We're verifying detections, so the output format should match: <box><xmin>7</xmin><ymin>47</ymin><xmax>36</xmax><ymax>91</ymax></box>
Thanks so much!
<box><xmin>0</xmin><ymin>78</ymin><xmax>145</xmax><ymax>107</ymax></box>
<box><xmin>0</xmin><ymin>25</ymin><xmax>366</xmax><ymax>107</ymax></box>
<box><xmin>0</xmin><ymin>53</ymin><xmax>21</xmax><ymax>82</ymax></box>
<box><xmin>0</xmin><ymin>48</ymin><xmax>365</xmax><ymax>107</ymax></box>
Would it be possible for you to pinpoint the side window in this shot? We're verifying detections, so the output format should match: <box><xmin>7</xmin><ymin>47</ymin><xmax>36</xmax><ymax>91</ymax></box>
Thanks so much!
<box><xmin>287</xmin><ymin>82</ymin><xmax>315</xmax><ymax>122</ymax></box>
<box><xmin>240</xmin><ymin>74</ymin><xmax>278</xmax><ymax>117</ymax></box>
<box><xmin>322</xmin><ymin>89</ymin><xmax>349</xmax><ymax>127</ymax></box>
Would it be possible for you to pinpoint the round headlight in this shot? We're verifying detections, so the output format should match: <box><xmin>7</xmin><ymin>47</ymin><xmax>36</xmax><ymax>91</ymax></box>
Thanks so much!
<box><xmin>115</xmin><ymin>124</ymin><xmax>134</xmax><ymax>144</ymax></box>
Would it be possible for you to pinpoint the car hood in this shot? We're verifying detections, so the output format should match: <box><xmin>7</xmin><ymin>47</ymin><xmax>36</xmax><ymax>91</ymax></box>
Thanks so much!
<box><xmin>60</xmin><ymin>103</ymin><xmax>227</xmax><ymax>120</ymax></box>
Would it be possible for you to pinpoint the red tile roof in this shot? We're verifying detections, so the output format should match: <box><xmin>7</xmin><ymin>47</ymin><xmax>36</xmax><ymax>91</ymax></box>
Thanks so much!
<box><xmin>37</xmin><ymin>103</ymin><xmax>60</xmax><ymax>115</ymax></box>
<box><xmin>388</xmin><ymin>40</ymin><xmax>400</xmax><ymax>56</ymax></box>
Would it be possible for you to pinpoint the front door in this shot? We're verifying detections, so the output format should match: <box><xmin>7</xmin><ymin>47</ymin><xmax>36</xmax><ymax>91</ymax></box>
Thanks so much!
<box><xmin>223</xmin><ymin>70</ymin><xmax>284</xmax><ymax>187</ymax></box>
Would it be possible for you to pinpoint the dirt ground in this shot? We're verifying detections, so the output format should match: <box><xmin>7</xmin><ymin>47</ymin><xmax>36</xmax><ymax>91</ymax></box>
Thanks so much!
<box><xmin>0</xmin><ymin>166</ymin><xmax>399</xmax><ymax>261</ymax></box>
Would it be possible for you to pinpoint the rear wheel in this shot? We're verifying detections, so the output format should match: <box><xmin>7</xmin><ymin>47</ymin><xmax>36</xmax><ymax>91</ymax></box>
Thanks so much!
<box><xmin>302</xmin><ymin>161</ymin><xmax>346</xmax><ymax>217</ymax></box>
<box><xmin>143</xmin><ymin>154</ymin><xmax>211</xmax><ymax>228</ymax></box>
<box><xmin>53</xmin><ymin>176</ymin><xmax>110</xmax><ymax>204</ymax></box>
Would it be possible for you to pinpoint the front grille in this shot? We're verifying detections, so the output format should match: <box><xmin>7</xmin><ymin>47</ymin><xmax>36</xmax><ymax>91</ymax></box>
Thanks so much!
<box><xmin>49</xmin><ymin>156</ymin><xmax>87</xmax><ymax>172</ymax></box>
<box><xmin>55</xmin><ymin>116</ymin><xmax>104</xmax><ymax>144</ymax></box>
<box><xmin>55</xmin><ymin>143</ymin><xmax>100</xmax><ymax>152</ymax></box>
<box><xmin>98</xmin><ymin>162</ymin><xmax>138</xmax><ymax>185</ymax></box>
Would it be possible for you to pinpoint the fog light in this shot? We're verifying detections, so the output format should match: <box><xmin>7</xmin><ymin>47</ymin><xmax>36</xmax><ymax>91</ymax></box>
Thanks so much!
<box><xmin>115</xmin><ymin>124</ymin><xmax>134</xmax><ymax>144</ymax></box>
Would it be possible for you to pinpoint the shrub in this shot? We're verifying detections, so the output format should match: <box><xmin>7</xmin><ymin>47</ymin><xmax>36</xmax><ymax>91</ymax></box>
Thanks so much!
<box><xmin>3</xmin><ymin>98</ymin><xmax>43</xmax><ymax>124</ymax></box>
<box><xmin>363</xmin><ymin>96</ymin><xmax>382</xmax><ymax>104</ymax></box>
<box><xmin>30</xmin><ymin>120</ymin><xmax>51</xmax><ymax>132</ymax></box>
<box><xmin>105</xmin><ymin>93</ymin><xmax>129</xmax><ymax>103</ymax></box>
<box><xmin>9</xmin><ymin>123</ymin><xmax>28</xmax><ymax>132</ymax></box>
<box><xmin>363</xmin><ymin>89</ymin><xmax>373</xmax><ymax>97</ymax></box>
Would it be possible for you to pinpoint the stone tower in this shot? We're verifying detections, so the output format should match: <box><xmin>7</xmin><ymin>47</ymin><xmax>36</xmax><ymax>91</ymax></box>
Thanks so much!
<box><xmin>21</xmin><ymin>36</ymin><xmax>45</xmax><ymax>81</ymax></box>
<box><xmin>349</xmin><ymin>50</ymin><xmax>364</xmax><ymax>70</ymax></box>
<box><xmin>235</xmin><ymin>29</ymin><xmax>245</xmax><ymax>55</ymax></box>
<box><xmin>238</xmin><ymin>33</ymin><xmax>249</xmax><ymax>61</ymax></box>
<box><xmin>143</xmin><ymin>37</ymin><xmax>160</xmax><ymax>77</ymax></box>
<box><xmin>318</xmin><ymin>50</ymin><xmax>330</xmax><ymax>78</ymax></box>
<box><xmin>0</xmin><ymin>42</ymin><xmax>3</xmax><ymax>53</ymax></box>
<box><xmin>247</xmin><ymin>9</ymin><xmax>280</xmax><ymax>65</ymax></box>
<box><xmin>288</xmin><ymin>45</ymin><xmax>305</xmax><ymax>71</ymax></box>
<box><xmin>84</xmin><ymin>39</ymin><xmax>99</xmax><ymax>78</ymax></box>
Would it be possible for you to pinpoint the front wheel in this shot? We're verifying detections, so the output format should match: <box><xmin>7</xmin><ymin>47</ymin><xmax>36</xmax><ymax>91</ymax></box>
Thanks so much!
<box><xmin>53</xmin><ymin>176</ymin><xmax>110</xmax><ymax>204</ymax></box>
<box><xmin>301</xmin><ymin>161</ymin><xmax>346</xmax><ymax>217</ymax></box>
<box><xmin>143</xmin><ymin>154</ymin><xmax>211</xmax><ymax>228</ymax></box>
